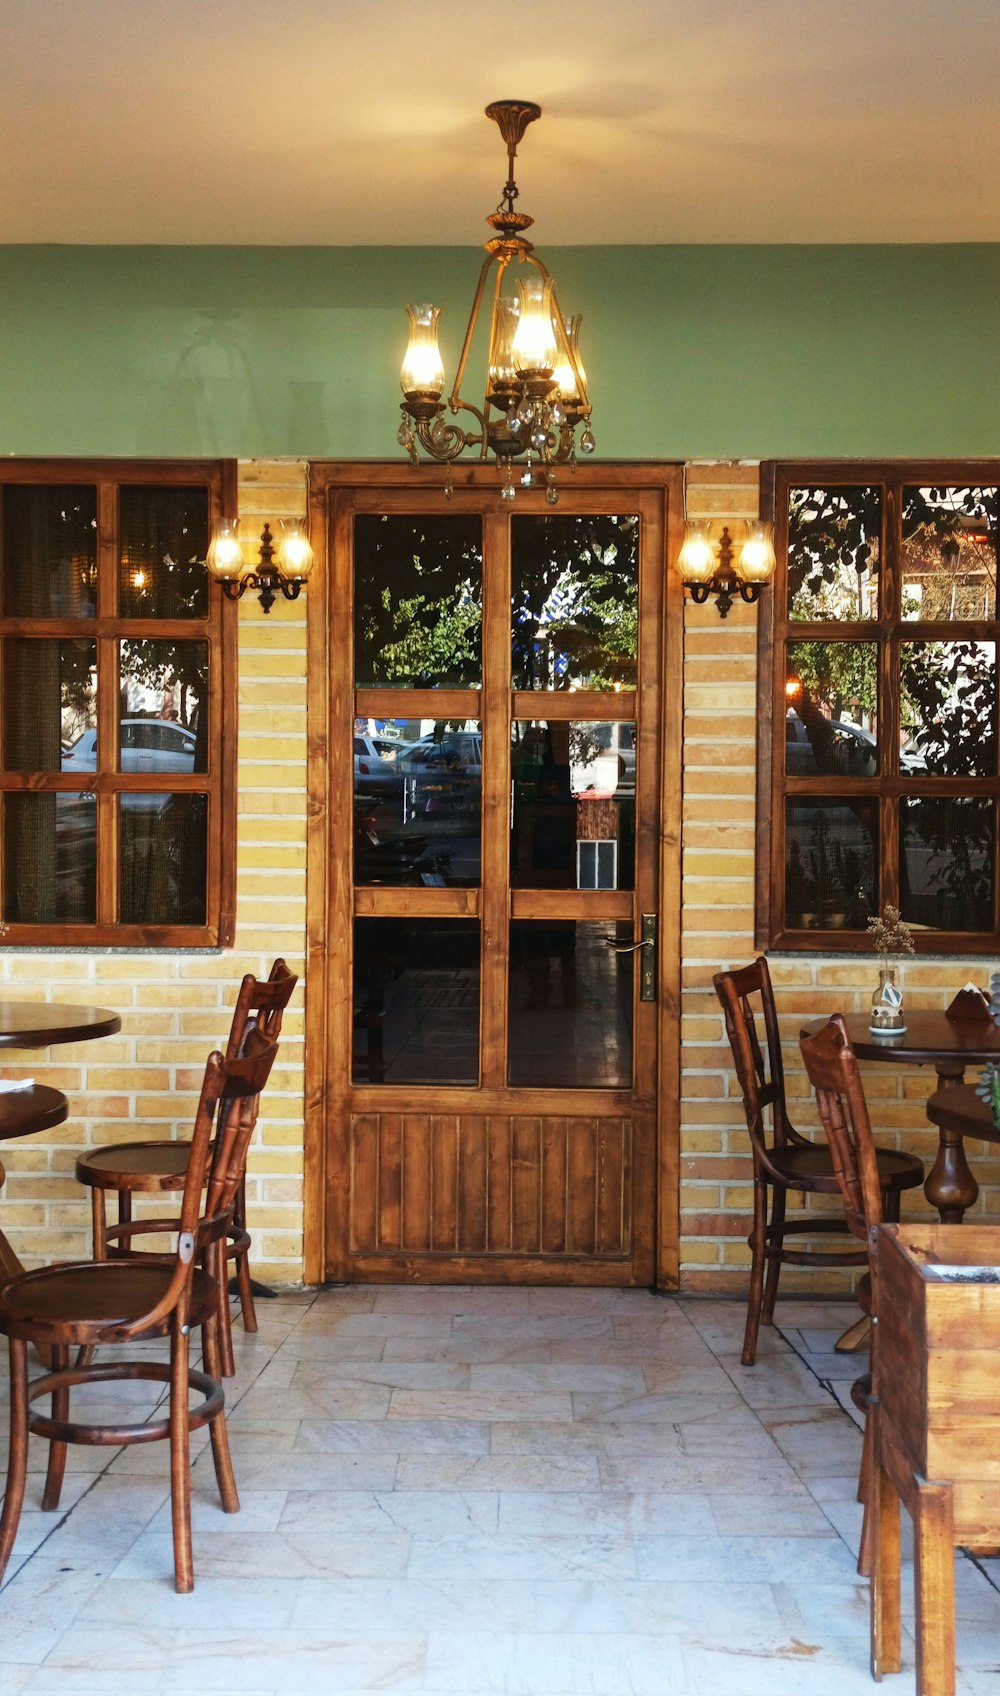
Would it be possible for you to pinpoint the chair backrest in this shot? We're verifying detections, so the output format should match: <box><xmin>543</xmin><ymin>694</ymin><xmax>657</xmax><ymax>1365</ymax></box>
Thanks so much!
<box><xmin>799</xmin><ymin>1013</ymin><xmax>883</xmax><ymax>1244</ymax></box>
<box><xmin>714</xmin><ymin>957</ymin><xmax>792</xmax><ymax>1162</ymax></box>
<box><xmin>226</xmin><ymin>958</ymin><xmax>298</xmax><ymax>1058</ymax></box>
<box><xmin>206</xmin><ymin>1035</ymin><xmax>278</xmax><ymax>1232</ymax></box>
<box><xmin>100</xmin><ymin>1039</ymin><xmax>278</xmax><ymax>1344</ymax></box>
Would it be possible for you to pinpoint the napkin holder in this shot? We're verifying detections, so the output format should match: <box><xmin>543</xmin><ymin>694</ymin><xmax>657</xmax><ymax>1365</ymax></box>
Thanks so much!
<box><xmin>945</xmin><ymin>984</ymin><xmax>992</xmax><ymax>1023</ymax></box>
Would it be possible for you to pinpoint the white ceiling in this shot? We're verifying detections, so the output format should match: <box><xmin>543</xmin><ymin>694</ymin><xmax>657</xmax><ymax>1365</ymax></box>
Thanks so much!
<box><xmin>3</xmin><ymin>0</ymin><xmax>999</xmax><ymax>245</ymax></box>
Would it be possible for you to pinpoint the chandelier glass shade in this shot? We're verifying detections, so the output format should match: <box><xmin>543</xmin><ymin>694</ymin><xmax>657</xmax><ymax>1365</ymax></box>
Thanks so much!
<box><xmin>397</xmin><ymin>100</ymin><xmax>595</xmax><ymax>504</ymax></box>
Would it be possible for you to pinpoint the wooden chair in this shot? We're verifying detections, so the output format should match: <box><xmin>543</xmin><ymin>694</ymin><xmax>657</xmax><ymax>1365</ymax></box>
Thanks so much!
<box><xmin>715</xmin><ymin>960</ymin><xmax>922</xmax><ymax>1366</ymax></box>
<box><xmin>798</xmin><ymin>1012</ymin><xmax>917</xmax><ymax>1575</ymax></box>
<box><xmin>0</xmin><ymin>1039</ymin><xmax>277</xmax><ymax>1593</ymax></box>
<box><xmin>75</xmin><ymin>960</ymin><xmax>297</xmax><ymax>1372</ymax></box>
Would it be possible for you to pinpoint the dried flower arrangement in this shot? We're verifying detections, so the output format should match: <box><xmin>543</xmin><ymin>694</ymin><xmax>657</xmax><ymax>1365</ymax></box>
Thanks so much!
<box><xmin>866</xmin><ymin>905</ymin><xmax>916</xmax><ymax>963</ymax></box>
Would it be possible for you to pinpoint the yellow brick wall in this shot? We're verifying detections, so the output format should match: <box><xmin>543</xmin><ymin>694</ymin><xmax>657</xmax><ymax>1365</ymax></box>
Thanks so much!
<box><xmin>678</xmin><ymin>461</ymin><xmax>995</xmax><ymax>1295</ymax></box>
<box><xmin>0</xmin><ymin>459</ymin><xmax>309</xmax><ymax>1283</ymax></box>
<box><xmin>2</xmin><ymin>456</ymin><xmax>993</xmax><ymax>1295</ymax></box>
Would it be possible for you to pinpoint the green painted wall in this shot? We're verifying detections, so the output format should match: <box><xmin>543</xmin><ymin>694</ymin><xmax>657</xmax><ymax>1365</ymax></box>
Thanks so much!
<box><xmin>2</xmin><ymin>245</ymin><xmax>998</xmax><ymax>460</ymax></box>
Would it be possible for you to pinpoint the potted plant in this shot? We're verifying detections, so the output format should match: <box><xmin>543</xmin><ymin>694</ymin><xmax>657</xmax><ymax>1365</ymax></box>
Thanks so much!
<box><xmin>866</xmin><ymin>905</ymin><xmax>915</xmax><ymax>1034</ymax></box>
<box><xmin>975</xmin><ymin>971</ymin><xmax>1000</xmax><ymax>1128</ymax></box>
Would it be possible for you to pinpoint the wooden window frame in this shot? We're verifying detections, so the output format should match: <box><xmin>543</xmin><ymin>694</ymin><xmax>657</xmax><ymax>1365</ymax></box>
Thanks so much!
<box><xmin>0</xmin><ymin>458</ymin><xmax>237</xmax><ymax>948</ymax></box>
<box><xmin>756</xmin><ymin>459</ymin><xmax>1000</xmax><ymax>955</ymax></box>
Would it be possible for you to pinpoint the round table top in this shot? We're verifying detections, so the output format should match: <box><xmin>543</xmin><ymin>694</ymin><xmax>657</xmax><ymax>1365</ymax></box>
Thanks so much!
<box><xmin>0</xmin><ymin>1084</ymin><xmax>69</xmax><ymax>1140</ymax></box>
<box><xmin>0</xmin><ymin>1001</ymin><xmax>121</xmax><ymax>1049</ymax></box>
<box><xmin>802</xmin><ymin>1009</ymin><xmax>1000</xmax><ymax>1067</ymax></box>
<box><xmin>926</xmin><ymin>1084</ymin><xmax>1000</xmax><ymax>1144</ymax></box>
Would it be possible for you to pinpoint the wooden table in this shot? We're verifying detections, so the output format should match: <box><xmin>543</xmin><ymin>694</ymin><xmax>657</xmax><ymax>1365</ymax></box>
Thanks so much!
<box><xmin>0</xmin><ymin>1000</ymin><xmax>121</xmax><ymax>1280</ymax></box>
<box><xmin>802</xmin><ymin>1010</ymin><xmax>1000</xmax><ymax>1224</ymax></box>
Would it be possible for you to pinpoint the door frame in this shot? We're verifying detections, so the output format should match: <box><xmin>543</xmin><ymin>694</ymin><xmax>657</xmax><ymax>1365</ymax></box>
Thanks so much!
<box><xmin>302</xmin><ymin>461</ymin><xmax>683</xmax><ymax>1288</ymax></box>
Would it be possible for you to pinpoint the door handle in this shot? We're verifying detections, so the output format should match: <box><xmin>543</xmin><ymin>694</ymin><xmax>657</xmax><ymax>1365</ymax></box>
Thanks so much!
<box><xmin>605</xmin><ymin>913</ymin><xmax>657</xmax><ymax>1001</ymax></box>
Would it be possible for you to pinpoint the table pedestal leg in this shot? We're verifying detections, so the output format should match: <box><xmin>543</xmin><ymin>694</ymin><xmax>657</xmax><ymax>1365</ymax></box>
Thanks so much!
<box><xmin>924</xmin><ymin>1063</ymin><xmax>979</xmax><ymax>1225</ymax></box>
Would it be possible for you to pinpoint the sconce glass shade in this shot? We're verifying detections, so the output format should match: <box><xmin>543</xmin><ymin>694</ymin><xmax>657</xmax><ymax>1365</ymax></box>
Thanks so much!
<box><xmin>737</xmin><ymin>521</ymin><xmax>777</xmax><ymax>584</ymax></box>
<box><xmin>400</xmin><ymin>304</ymin><xmax>446</xmax><ymax>399</ymax></box>
<box><xmin>511</xmin><ymin>274</ymin><xmax>558</xmax><ymax>377</ymax></box>
<box><xmin>553</xmin><ymin>314</ymin><xmax>586</xmax><ymax>405</ymax></box>
<box><xmin>677</xmin><ymin>522</ymin><xmax>717</xmax><ymax>585</ymax></box>
<box><xmin>276</xmin><ymin>520</ymin><xmax>315</xmax><ymax>582</ymax></box>
<box><xmin>205</xmin><ymin>519</ymin><xmax>244</xmax><ymax>582</ymax></box>
<box><xmin>488</xmin><ymin>296</ymin><xmax>520</xmax><ymax>392</ymax></box>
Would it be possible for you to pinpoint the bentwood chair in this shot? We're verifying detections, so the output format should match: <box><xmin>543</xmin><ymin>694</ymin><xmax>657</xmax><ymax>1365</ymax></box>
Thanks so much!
<box><xmin>0</xmin><ymin>1039</ymin><xmax>277</xmax><ymax>1593</ymax></box>
<box><xmin>714</xmin><ymin>959</ymin><xmax>922</xmax><ymax>1366</ymax></box>
<box><xmin>799</xmin><ymin>1012</ymin><xmax>911</xmax><ymax>1575</ymax></box>
<box><xmin>75</xmin><ymin>960</ymin><xmax>297</xmax><ymax>1372</ymax></box>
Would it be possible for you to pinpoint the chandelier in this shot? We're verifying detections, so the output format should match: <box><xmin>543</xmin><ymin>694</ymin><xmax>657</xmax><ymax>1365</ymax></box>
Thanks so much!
<box><xmin>397</xmin><ymin>100</ymin><xmax>594</xmax><ymax>505</ymax></box>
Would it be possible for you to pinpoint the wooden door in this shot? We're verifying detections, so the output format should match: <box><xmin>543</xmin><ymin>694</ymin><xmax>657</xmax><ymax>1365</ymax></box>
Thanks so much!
<box><xmin>308</xmin><ymin>465</ymin><xmax>681</xmax><ymax>1287</ymax></box>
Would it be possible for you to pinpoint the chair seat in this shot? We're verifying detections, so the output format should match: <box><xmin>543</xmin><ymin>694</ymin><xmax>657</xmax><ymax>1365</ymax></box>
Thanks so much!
<box><xmin>0</xmin><ymin>1259</ymin><xmax>216</xmax><ymax>1346</ymax></box>
<box><xmin>770</xmin><ymin>1141</ymin><xmax>923</xmax><ymax>1194</ymax></box>
<box><xmin>0</xmin><ymin>1085</ymin><xmax>69</xmax><ymax>1140</ymax></box>
<box><xmin>76</xmin><ymin>1141</ymin><xmax>190</xmax><ymax>1192</ymax></box>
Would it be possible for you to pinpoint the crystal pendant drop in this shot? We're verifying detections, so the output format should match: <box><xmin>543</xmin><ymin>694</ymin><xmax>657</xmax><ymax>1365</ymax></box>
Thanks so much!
<box><xmin>580</xmin><ymin>427</ymin><xmax>596</xmax><ymax>455</ymax></box>
<box><xmin>500</xmin><ymin>476</ymin><xmax>516</xmax><ymax>503</ymax></box>
<box><xmin>545</xmin><ymin>481</ymin><xmax>559</xmax><ymax>507</ymax></box>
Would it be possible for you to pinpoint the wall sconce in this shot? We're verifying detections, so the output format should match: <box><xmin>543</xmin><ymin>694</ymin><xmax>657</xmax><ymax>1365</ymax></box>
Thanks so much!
<box><xmin>677</xmin><ymin>518</ymin><xmax>777</xmax><ymax>618</ymax></box>
<box><xmin>206</xmin><ymin>519</ymin><xmax>315</xmax><ymax>615</ymax></box>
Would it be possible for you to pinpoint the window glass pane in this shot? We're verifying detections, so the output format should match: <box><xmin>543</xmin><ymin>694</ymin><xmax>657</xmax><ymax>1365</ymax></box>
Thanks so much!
<box><xmin>901</xmin><ymin>487</ymin><xmax>997</xmax><ymax>621</ymax></box>
<box><xmin>353</xmin><ymin>515</ymin><xmax>482</xmax><ymax>687</ymax></box>
<box><xmin>119</xmin><ymin>794</ymin><xmax>207</xmax><ymax>925</ymax></box>
<box><xmin>511</xmin><ymin>514</ymin><xmax>638</xmax><ymax>690</ymax></box>
<box><xmin>508</xmin><ymin>920</ymin><xmax>633</xmax><ymax>1088</ymax></box>
<box><xmin>785</xmin><ymin>798</ymin><xmax>878</xmax><ymax>931</ymax></box>
<box><xmin>788</xmin><ymin>487</ymin><xmax>880</xmax><ymax>621</ymax></box>
<box><xmin>354</xmin><ymin>717</ymin><xmax>480</xmax><ymax>888</ymax></box>
<box><xmin>119</xmin><ymin>640</ymin><xmax>208</xmax><ymax>773</ymax></box>
<box><xmin>900</xmin><ymin>640</ymin><xmax>997</xmax><ymax>777</ymax></box>
<box><xmin>785</xmin><ymin>643</ymin><xmax>878</xmax><ymax>775</ymax></box>
<box><xmin>353</xmin><ymin>918</ymin><xmax>480</xmax><ymax>1085</ymax></box>
<box><xmin>3</xmin><ymin>640</ymin><xmax>96</xmax><ymax>771</ymax></box>
<box><xmin>901</xmin><ymin>798</ymin><xmax>994</xmax><ymax>933</ymax></box>
<box><xmin>118</xmin><ymin>486</ymin><xmax>209</xmax><ymax>619</ymax></box>
<box><xmin>511</xmin><ymin>720</ymin><xmax>636</xmax><ymax>890</ymax></box>
<box><xmin>1</xmin><ymin>486</ymin><xmax>97</xmax><ymax>618</ymax></box>
<box><xmin>3</xmin><ymin>793</ymin><xmax>96</xmax><ymax>923</ymax></box>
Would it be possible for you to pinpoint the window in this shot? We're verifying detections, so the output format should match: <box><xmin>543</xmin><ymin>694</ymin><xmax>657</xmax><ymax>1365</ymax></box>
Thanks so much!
<box><xmin>0</xmin><ymin>460</ymin><xmax>236</xmax><ymax>945</ymax></box>
<box><xmin>758</xmin><ymin>463</ymin><xmax>999</xmax><ymax>953</ymax></box>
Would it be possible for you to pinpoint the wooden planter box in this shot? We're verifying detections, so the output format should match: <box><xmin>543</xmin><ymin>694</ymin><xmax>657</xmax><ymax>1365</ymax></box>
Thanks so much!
<box><xmin>872</xmin><ymin>1222</ymin><xmax>1000</xmax><ymax>1696</ymax></box>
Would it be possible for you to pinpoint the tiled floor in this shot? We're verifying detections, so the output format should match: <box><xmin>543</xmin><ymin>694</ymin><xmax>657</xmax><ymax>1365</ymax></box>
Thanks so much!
<box><xmin>0</xmin><ymin>1286</ymin><xmax>998</xmax><ymax>1694</ymax></box>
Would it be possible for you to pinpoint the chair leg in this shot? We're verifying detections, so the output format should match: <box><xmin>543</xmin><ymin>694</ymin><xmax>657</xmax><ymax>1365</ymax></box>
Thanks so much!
<box><xmin>857</xmin><ymin>1404</ymin><xmax>873</xmax><ymax>1576</ymax></box>
<box><xmin>761</xmin><ymin>1184</ymin><xmax>786</xmax><ymax>1326</ymax></box>
<box><xmin>233</xmin><ymin>1179</ymin><xmax>258</xmax><ymax>1335</ymax></box>
<box><xmin>202</xmin><ymin>1301</ymin><xmax>239</xmax><ymax>1517</ymax></box>
<box><xmin>0</xmin><ymin>1338</ymin><xmax>30</xmax><ymax>1586</ymax></box>
<box><xmin>913</xmin><ymin>1478</ymin><xmax>955</xmax><ymax>1696</ymax></box>
<box><xmin>89</xmin><ymin>1186</ymin><xmax>108</xmax><ymax>1259</ymax></box>
<box><xmin>214</xmin><ymin>1239</ymin><xmax>236</xmax><ymax>1380</ymax></box>
<box><xmin>41</xmin><ymin>1345</ymin><xmax>70</xmax><ymax>1512</ymax></box>
<box><xmin>870</xmin><ymin>1420</ymin><xmax>901</xmax><ymax>1680</ymax></box>
<box><xmin>742</xmin><ymin>1174</ymin><xmax>769</xmax><ymax>1366</ymax></box>
<box><xmin>169</xmin><ymin>1320</ymin><xmax>194</xmax><ymax>1594</ymax></box>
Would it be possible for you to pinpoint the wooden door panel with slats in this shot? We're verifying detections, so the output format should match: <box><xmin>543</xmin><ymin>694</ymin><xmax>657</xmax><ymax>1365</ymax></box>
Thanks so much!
<box><xmin>349</xmin><ymin>1110</ymin><xmax>639</xmax><ymax>1265</ymax></box>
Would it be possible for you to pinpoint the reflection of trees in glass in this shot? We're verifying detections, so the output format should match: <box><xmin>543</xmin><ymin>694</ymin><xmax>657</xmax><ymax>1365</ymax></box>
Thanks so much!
<box><xmin>787</xmin><ymin>641</ymin><xmax>877</xmax><ymax>727</ymax></box>
<box><xmin>354</xmin><ymin>516</ymin><xmax>483</xmax><ymax>687</ymax></box>
<box><xmin>788</xmin><ymin>487</ymin><xmax>881</xmax><ymax>620</ymax></box>
<box><xmin>901</xmin><ymin>798</ymin><xmax>994</xmax><ymax>932</ymax></box>
<box><xmin>901</xmin><ymin>487</ymin><xmax>997</xmax><ymax>620</ymax></box>
<box><xmin>512</xmin><ymin>515</ymin><xmax>638</xmax><ymax>690</ymax></box>
<box><xmin>118</xmin><ymin>488</ymin><xmax>209</xmax><ymax>620</ymax></box>
<box><xmin>900</xmin><ymin>641</ymin><xmax>997</xmax><ymax>776</ymax></box>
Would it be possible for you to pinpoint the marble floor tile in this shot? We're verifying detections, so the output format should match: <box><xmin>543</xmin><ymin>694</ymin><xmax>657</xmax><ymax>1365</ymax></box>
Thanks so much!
<box><xmin>0</xmin><ymin>1285</ymin><xmax>992</xmax><ymax>1696</ymax></box>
